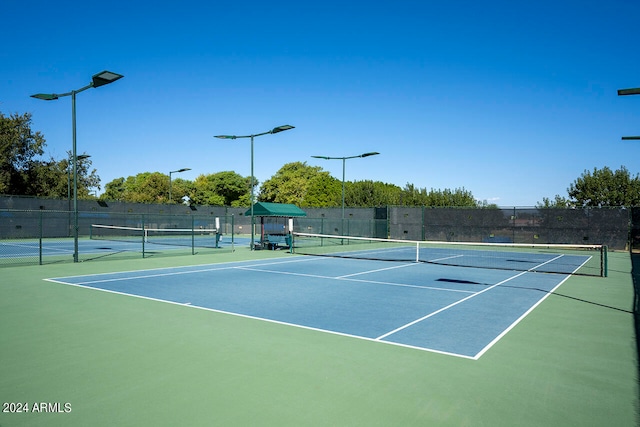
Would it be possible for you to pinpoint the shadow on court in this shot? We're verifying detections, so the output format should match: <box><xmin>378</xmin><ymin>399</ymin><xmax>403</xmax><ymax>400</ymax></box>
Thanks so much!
<box><xmin>440</xmin><ymin>276</ymin><xmax>634</xmax><ymax>314</ymax></box>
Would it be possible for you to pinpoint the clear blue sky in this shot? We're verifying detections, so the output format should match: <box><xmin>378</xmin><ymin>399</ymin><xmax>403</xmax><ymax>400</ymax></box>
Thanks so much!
<box><xmin>2</xmin><ymin>0</ymin><xmax>639</xmax><ymax>206</ymax></box>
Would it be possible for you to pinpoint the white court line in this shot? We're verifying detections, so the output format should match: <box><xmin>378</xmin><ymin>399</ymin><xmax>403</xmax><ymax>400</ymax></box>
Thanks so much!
<box><xmin>237</xmin><ymin>264</ymin><xmax>477</xmax><ymax>294</ymax></box>
<box><xmin>1</xmin><ymin>241</ymin><xmax>73</xmax><ymax>254</ymax></box>
<box><xmin>47</xmin><ymin>256</ymin><xmax>319</xmax><ymax>286</ymax></box>
<box><xmin>42</xmin><ymin>275</ymin><xmax>478</xmax><ymax>360</ymax></box>
<box><xmin>337</xmin><ymin>262</ymin><xmax>417</xmax><ymax>278</ymax></box>
<box><xmin>2</xmin><ymin>242</ymin><xmax>39</xmax><ymax>248</ymax></box>
<box><xmin>428</xmin><ymin>254</ymin><xmax>464</xmax><ymax>262</ymax></box>
<box><xmin>340</xmin><ymin>277</ymin><xmax>477</xmax><ymax>293</ymax></box>
<box><xmin>44</xmin><ymin>254</ymin><xmax>575</xmax><ymax>360</ymax></box>
<box><xmin>374</xmin><ymin>253</ymin><xmax>574</xmax><ymax>358</ymax></box>
<box><xmin>375</xmin><ymin>270</ymin><xmax>530</xmax><ymax>341</ymax></box>
<box><xmin>473</xmin><ymin>255</ymin><xmax>585</xmax><ymax>359</ymax></box>
<box><xmin>473</xmin><ymin>274</ymin><xmax>572</xmax><ymax>359</ymax></box>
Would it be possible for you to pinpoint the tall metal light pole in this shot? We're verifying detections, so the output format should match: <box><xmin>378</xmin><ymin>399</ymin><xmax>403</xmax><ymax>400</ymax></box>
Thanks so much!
<box><xmin>169</xmin><ymin>168</ymin><xmax>191</xmax><ymax>202</ymax></box>
<box><xmin>618</xmin><ymin>87</ymin><xmax>640</xmax><ymax>140</ymax></box>
<box><xmin>311</xmin><ymin>152</ymin><xmax>380</xmax><ymax>221</ymax></box>
<box><xmin>67</xmin><ymin>154</ymin><xmax>91</xmax><ymax>217</ymax></box>
<box><xmin>32</xmin><ymin>70</ymin><xmax>124</xmax><ymax>262</ymax></box>
<box><xmin>215</xmin><ymin>125</ymin><xmax>295</xmax><ymax>249</ymax></box>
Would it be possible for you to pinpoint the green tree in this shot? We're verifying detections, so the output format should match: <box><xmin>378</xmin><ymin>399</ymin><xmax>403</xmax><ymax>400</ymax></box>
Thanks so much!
<box><xmin>424</xmin><ymin>187</ymin><xmax>478</xmax><ymax>207</ymax></box>
<box><xmin>105</xmin><ymin>172</ymin><xmax>170</xmax><ymax>203</ymax></box>
<box><xmin>169</xmin><ymin>178</ymin><xmax>195</xmax><ymax>205</ymax></box>
<box><xmin>0</xmin><ymin>112</ymin><xmax>46</xmax><ymax>194</ymax></box>
<box><xmin>567</xmin><ymin>166</ymin><xmax>640</xmax><ymax>207</ymax></box>
<box><xmin>304</xmin><ymin>173</ymin><xmax>342</xmax><ymax>207</ymax></box>
<box><xmin>58</xmin><ymin>151</ymin><xmax>101</xmax><ymax>199</ymax></box>
<box><xmin>345</xmin><ymin>180</ymin><xmax>402</xmax><ymax>207</ymax></box>
<box><xmin>537</xmin><ymin>195</ymin><xmax>571</xmax><ymax>208</ymax></box>
<box><xmin>400</xmin><ymin>183</ymin><xmax>427</xmax><ymax>206</ymax></box>
<box><xmin>129</xmin><ymin>172</ymin><xmax>169</xmax><ymax>203</ymax></box>
<box><xmin>1</xmin><ymin>112</ymin><xmax>100</xmax><ymax>197</ymax></box>
<box><xmin>192</xmin><ymin>171</ymin><xmax>251</xmax><ymax>206</ymax></box>
<box><xmin>259</xmin><ymin>162</ymin><xmax>338</xmax><ymax>206</ymax></box>
<box><xmin>102</xmin><ymin>177</ymin><xmax>126</xmax><ymax>201</ymax></box>
<box><xmin>398</xmin><ymin>184</ymin><xmax>478</xmax><ymax>207</ymax></box>
<box><xmin>23</xmin><ymin>156</ymin><xmax>66</xmax><ymax>198</ymax></box>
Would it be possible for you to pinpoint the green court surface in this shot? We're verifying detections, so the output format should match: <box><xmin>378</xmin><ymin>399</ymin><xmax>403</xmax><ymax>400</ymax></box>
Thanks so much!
<box><xmin>1</xmin><ymin>250</ymin><xmax>637</xmax><ymax>426</ymax></box>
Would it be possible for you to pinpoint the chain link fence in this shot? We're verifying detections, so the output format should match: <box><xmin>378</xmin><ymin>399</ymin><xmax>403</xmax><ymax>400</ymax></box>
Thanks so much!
<box><xmin>0</xmin><ymin>195</ymin><xmax>634</xmax><ymax>266</ymax></box>
<box><xmin>0</xmin><ymin>200</ymin><xmax>238</xmax><ymax>265</ymax></box>
<box><xmin>389</xmin><ymin>206</ymin><xmax>629</xmax><ymax>250</ymax></box>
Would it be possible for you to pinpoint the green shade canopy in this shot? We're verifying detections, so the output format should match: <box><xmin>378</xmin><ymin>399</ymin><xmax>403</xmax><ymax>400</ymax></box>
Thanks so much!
<box><xmin>245</xmin><ymin>202</ymin><xmax>307</xmax><ymax>217</ymax></box>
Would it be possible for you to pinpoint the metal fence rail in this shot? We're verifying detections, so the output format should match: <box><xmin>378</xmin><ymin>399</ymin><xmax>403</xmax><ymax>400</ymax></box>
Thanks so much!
<box><xmin>0</xmin><ymin>197</ymin><xmax>633</xmax><ymax>267</ymax></box>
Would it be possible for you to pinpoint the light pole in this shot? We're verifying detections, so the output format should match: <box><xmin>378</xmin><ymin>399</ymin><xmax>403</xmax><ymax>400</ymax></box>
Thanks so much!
<box><xmin>311</xmin><ymin>152</ymin><xmax>380</xmax><ymax>221</ymax></box>
<box><xmin>32</xmin><ymin>70</ymin><xmax>124</xmax><ymax>262</ymax></box>
<box><xmin>215</xmin><ymin>125</ymin><xmax>295</xmax><ymax>249</ymax></box>
<box><xmin>618</xmin><ymin>87</ymin><xmax>640</xmax><ymax>140</ymax></box>
<box><xmin>67</xmin><ymin>154</ymin><xmax>91</xmax><ymax>212</ymax></box>
<box><xmin>169</xmin><ymin>168</ymin><xmax>191</xmax><ymax>202</ymax></box>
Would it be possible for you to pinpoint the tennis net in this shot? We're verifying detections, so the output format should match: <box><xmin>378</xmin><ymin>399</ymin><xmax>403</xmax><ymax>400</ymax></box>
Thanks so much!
<box><xmin>292</xmin><ymin>232</ymin><xmax>607</xmax><ymax>277</ymax></box>
<box><xmin>90</xmin><ymin>224</ymin><xmax>222</xmax><ymax>249</ymax></box>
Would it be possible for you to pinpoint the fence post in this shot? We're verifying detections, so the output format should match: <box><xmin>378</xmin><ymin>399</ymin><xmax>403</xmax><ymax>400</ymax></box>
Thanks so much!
<box><xmin>191</xmin><ymin>215</ymin><xmax>195</xmax><ymax>255</ymax></box>
<box><xmin>422</xmin><ymin>206</ymin><xmax>425</xmax><ymax>241</ymax></box>
<box><xmin>39</xmin><ymin>210</ymin><xmax>43</xmax><ymax>265</ymax></box>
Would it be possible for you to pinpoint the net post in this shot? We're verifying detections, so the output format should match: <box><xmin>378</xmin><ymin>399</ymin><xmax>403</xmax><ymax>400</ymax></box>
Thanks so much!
<box><xmin>141</xmin><ymin>215</ymin><xmax>146</xmax><ymax>258</ymax></box>
<box><xmin>231</xmin><ymin>214</ymin><xmax>235</xmax><ymax>252</ymax></box>
<box><xmin>415</xmin><ymin>241</ymin><xmax>419</xmax><ymax>263</ymax></box>
<box><xmin>191</xmin><ymin>216</ymin><xmax>195</xmax><ymax>255</ymax></box>
<box><xmin>215</xmin><ymin>217</ymin><xmax>221</xmax><ymax>248</ymax></box>
<box><xmin>602</xmin><ymin>245</ymin><xmax>608</xmax><ymax>277</ymax></box>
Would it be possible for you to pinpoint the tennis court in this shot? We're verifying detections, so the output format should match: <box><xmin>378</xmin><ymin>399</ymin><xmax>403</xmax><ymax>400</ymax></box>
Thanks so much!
<box><xmin>1</xmin><ymin>247</ymin><xmax>637</xmax><ymax>426</ymax></box>
<box><xmin>47</xmin><ymin>250</ymin><xmax>591</xmax><ymax>359</ymax></box>
<box><xmin>0</xmin><ymin>232</ymin><xmax>244</xmax><ymax>264</ymax></box>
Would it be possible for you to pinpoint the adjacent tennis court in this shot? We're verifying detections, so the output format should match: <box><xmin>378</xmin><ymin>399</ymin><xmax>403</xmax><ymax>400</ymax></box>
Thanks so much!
<box><xmin>47</xmin><ymin>252</ymin><xmax>580</xmax><ymax>359</ymax></box>
<box><xmin>0</xmin><ymin>231</ymin><xmax>245</xmax><ymax>264</ymax></box>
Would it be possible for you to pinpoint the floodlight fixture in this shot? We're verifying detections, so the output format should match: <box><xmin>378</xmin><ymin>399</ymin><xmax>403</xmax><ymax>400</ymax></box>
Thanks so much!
<box><xmin>270</xmin><ymin>124</ymin><xmax>295</xmax><ymax>134</ymax></box>
<box><xmin>31</xmin><ymin>93</ymin><xmax>59</xmax><ymax>101</ymax></box>
<box><xmin>618</xmin><ymin>88</ymin><xmax>640</xmax><ymax>96</ymax></box>
<box><xmin>91</xmin><ymin>70</ymin><xmax>124</xmax><ymax>88</ymax></box>
<box><xmin>360</xmin><ymin>151</ymin><xmax>380</xmax><ymax>158</ymax></box>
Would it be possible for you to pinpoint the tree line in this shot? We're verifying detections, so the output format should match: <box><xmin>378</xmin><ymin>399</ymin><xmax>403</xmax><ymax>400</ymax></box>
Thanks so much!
<box><xmin>101</xmin><ymin>162</ymin><xmax>480</xmax><ymax>208</ymax></box>
<box><xmin>2</xmin><ymin>111</ymin><xmax>640</xmax><ymax>208</ymax></box>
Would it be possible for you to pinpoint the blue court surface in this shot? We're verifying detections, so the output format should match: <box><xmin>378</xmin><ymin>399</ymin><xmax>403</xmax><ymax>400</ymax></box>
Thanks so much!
<box><xmin>0</xmin><ymin>235</ymin><xmax>242</xmax><ymax>259</ymax></box>
<box><xmin>45</xmin><ymin>255</ymin><xmax>572</xmax><ymax>359</ymax></box>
